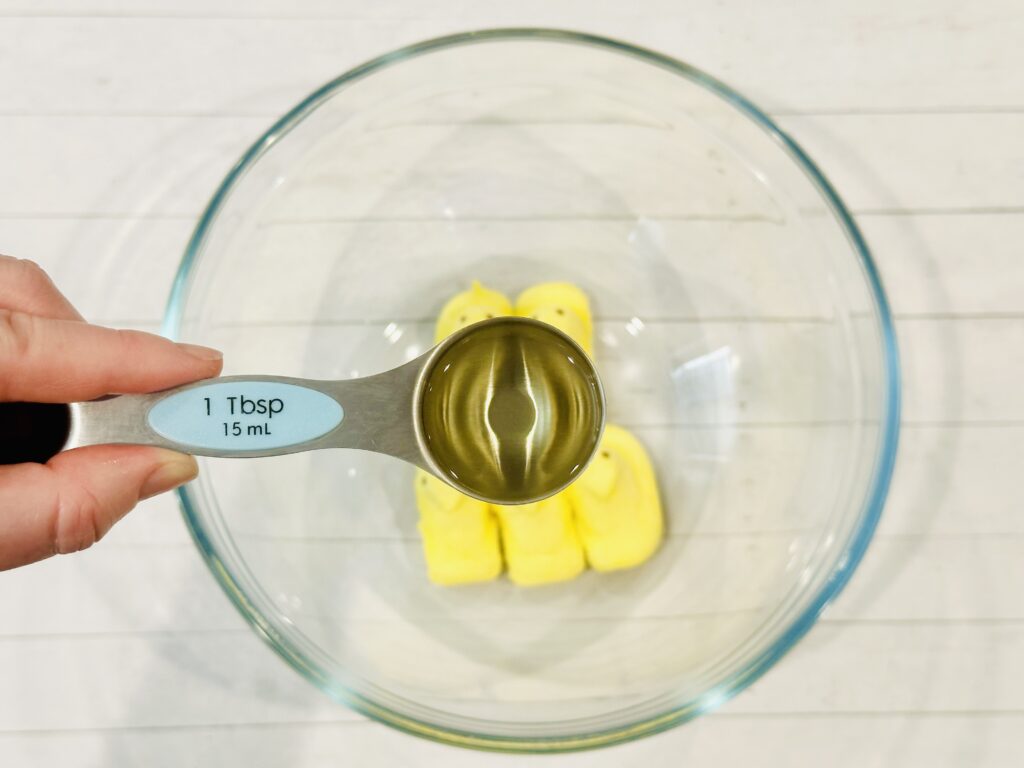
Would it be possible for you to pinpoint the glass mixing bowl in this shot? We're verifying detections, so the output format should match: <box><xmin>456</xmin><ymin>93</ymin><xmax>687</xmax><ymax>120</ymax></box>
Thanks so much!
<box><xmin>165</xmin><ymin>29</ymin><xmax>900</xmax><ymax>752</ymax></box>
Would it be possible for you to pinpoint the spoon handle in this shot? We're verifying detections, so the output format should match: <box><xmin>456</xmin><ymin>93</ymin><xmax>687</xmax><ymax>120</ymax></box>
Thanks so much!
<box><xmin>0</xmin><ymin>374</ymin><xmax>415</xmax><ymax>465</ymax></box>
<box><xmin>67</xmin><ymin>376</ymin><xmax>348</xmax><ymax>458</ymax></box>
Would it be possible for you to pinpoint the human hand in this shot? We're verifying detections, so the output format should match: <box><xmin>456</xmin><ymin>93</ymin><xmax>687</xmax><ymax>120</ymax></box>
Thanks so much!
<box><xmin>0</xmin><ymin>256</ymin><xmax>223</xmax><ymax>570</ymax></box>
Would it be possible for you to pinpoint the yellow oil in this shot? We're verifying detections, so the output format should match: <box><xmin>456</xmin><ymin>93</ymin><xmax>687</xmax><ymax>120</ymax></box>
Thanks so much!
<box><xmin>419</xmin><ymin>318</ymin><xmax>604</xmax><ymax>504</ymax></box>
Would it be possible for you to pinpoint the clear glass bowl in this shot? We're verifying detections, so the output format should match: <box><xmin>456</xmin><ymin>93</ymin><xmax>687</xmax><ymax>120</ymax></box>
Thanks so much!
<box><xmin>165</xmin><ymin>29</ymin><xmax>900</xmax><ymax>752</ymax></box>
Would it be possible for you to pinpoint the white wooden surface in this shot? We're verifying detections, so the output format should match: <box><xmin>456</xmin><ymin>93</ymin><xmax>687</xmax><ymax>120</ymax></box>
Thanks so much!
<box><xmin>2</xmin><ymin>1</ymin><xmax>1023</xmax><ymax>765</ymax></box>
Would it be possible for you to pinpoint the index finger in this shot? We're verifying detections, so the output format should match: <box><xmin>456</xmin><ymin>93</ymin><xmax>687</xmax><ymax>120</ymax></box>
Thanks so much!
<box><xmin>0</xmin><ymin>255</ymin><xmax>83</xmax><ymax>321</ymax></box>
<box><xmin>0</xmin><ymin>311</ymin><xmax>222</xmax><ymax>402</ymax></box>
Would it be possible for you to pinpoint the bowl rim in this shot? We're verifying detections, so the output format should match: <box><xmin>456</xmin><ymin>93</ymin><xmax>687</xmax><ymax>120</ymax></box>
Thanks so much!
<box><xmin>163</xmin><ymin>27</ymin><xmax>902</xmax><ymax>753</ymax></box>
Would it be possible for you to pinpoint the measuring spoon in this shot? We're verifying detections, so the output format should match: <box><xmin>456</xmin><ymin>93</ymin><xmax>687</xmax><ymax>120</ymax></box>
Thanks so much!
<box><xmin>0</xmin><ymin>317</ymin><xmax>605</xmax><ymax>505</ymax></box>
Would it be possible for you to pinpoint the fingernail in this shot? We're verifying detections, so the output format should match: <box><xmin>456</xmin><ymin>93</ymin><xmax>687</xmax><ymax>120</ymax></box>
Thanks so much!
<box><xmin>178</xmin><ymin>343</ymin><xmax>223</xmax><ymax>362</ymax></box>
<box><xmin>141</xmin><ymin>451</ymin><xmax>199</xmax><ymax>500</ymax></box>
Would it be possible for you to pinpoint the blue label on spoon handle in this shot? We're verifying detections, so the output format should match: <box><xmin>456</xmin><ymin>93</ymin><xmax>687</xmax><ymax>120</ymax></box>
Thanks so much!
<box><xmin>147</xmin><ymin>380</ymin><xmax>343</xmax><ymax>453</ymax></box>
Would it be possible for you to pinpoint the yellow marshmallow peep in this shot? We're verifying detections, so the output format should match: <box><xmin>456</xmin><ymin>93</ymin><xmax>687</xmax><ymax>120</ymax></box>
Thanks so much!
<box><xmin>435</xmin><ymin>280</ymin><xmax>512</xmax><ymax>343</ymax></box>
<box><xmin>515</xmin><ymin>281</ymin><xmax>663</xmax><ymax>573</ymax></box>
<box><xmin>493</xmin><ymin>497</ymin><xmax>585</xmax><ymax>586</ymax></box>
<box><xmin>415</xmin><ymin>470</ymin><xmax>502</xmax><ymax>586</ymax></box>
<box><xmin>514</xmin><ymin>282</ymin><xmax>594</xmax><ymax>355</ymax></box>
<box><xmin>415</xmin><ymin>280</ymin><xmax>512</xmax><ymax>585</ymax></box>
<box><xmin>471</xmin><ymin>281</ymin><xmax>593</xmax><ymax>587</ymax></box>
<box><xmin>567</xmin><ymin>425</ymin><xmax>663</xmax><ymax>571</ymax></box>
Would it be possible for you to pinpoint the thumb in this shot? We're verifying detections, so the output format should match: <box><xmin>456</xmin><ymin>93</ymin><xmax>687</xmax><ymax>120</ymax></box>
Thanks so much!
<box><xmin>0</xmin><ymin>445</ymin><xmax>197</xmax><ymax>571</ymax></box>
<box><xmin>0</xmin><ymin>310</ymin><xmax>223</xmax><ymax>403</ymax></box>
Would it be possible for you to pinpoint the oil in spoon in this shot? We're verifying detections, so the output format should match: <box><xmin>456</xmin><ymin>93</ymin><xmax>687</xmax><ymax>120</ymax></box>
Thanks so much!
<box><xmin>418</xmin><ymin>318</ymin><xmax>604</xmax><ymax>504</ymax></box>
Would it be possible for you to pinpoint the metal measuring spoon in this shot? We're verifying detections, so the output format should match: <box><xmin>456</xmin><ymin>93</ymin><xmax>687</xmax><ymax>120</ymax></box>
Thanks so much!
<box><xmin>0</xmin><ymin>318</ymin><xmax>605</xmax><ymax>505</ymax></box>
